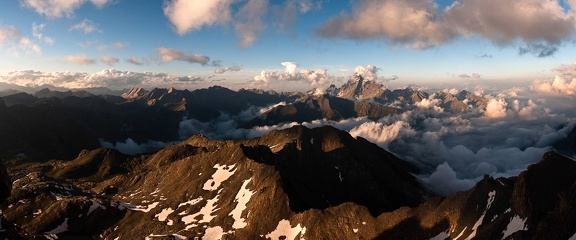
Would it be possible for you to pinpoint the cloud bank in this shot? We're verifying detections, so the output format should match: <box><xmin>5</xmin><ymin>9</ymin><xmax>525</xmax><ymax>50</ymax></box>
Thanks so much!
<box><xmin>0</xmin><ymin>69</ymin><xmax>206</xmax><ymax>89</ymax></box>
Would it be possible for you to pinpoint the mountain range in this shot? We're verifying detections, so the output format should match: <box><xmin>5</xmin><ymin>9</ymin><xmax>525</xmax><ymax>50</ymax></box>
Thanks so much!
<box><xmin>0</xmin><ymin>76</ymin><xmax>575</xmax><ymax>239</ymax></box>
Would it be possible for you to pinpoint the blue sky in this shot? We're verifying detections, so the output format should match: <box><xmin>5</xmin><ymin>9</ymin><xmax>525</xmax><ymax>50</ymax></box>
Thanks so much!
<box><xmin>0</xmin><ymin>0</ymin><xmax>575</xmax><ymax>91</ymax></box>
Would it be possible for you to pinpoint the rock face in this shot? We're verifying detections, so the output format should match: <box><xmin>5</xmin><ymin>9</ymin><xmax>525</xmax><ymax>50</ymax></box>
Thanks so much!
<box><xmin>1</xmin><ymin>124</ymin><xmax>576</xmax><ymax>239</ymax></box>
<box><xmin>244</xmin><ymin>94</ymin><xmax>403</xmax><ymax>128</ymax></box>
<box><xmin>0</xmin><ymin>125</ymin><xmax>426</xmax><ymax>239</ymax></box>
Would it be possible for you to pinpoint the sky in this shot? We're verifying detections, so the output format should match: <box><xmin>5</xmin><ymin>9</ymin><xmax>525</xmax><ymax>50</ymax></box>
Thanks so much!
<box><xmin>1</xmin><ymin>0</ymin><xmax>576</xmax><ymax>91</ymax></box>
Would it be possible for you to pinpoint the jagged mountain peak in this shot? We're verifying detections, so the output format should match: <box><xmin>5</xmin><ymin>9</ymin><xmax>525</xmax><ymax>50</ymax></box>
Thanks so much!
<box><xmin>121</xmin><ymin>87</ymin><xmax>148</xmax><ymax>99</ymax></box>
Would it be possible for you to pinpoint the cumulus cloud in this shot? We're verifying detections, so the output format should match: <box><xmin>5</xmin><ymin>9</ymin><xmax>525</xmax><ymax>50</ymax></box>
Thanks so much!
<box><xmin>0</xmin><ymin>68</ymin><xmax>207</xmax><ymax>89</ymax></box>
<box><xmin>317</xmin><ymin>0</ymin><xmax>452</xmax><ymax>49</ymax></box>
<box><xmin>100</xmin><ymin>55</ymin><xmax>119</xmax><ymax>65</ymax></box>
<box><xmin>215</xmin><ymin>65</ymin><xmax>242</xmax><ymax>74</ymax></box>
<box><xmin>32</xmin><ymin>22</ymin><xmax>54</xmax><ymax>45</ymax></box>
<box><xmin>354</xmin><ymin>65</ymin><xmax>379</xmax><ymax>81</ymax></box>
<box><xmin>317</xmin><ymin>0</ymin><xmax>576</xmax><ymax>51</ymax></box>
<box><xmin>128</xmin><ymin>56</ymin><xmax>144</xmax><ymax>65</ymax></box>
<box><xmin>0</xmin><ymin>25</ymin><xmax>41</xmax><ymax>55</ymax></box>
<box><xmin>70</xmin><ymin>19</ymin><xmax>100</xmax><ymax>34</ymax></box>
<box><xmin>20</xmin><ymin>0</ymin><xmax>112</xmax><ymax>18</ymax></box>
<box><xmin>162</xmin><ymin>0</ymin><xmax>233</xmax><ymax>35</ymax></box>
<box><xmin>63</xmin><ymin>55</ymin><xmax>95</xmax><ymax>65</ymax></box>
<box><xmin>253</xmin><ymin>62</ymin><xmax>330</xmax><ymax>86</ymax></box>
<box><xmin>444</xmin><ymin>0</ymin><xmax>575</xmax><ymax>46</ymax></box>
<box><xmin>156</xmin><ymin>47</ymin><xmax>210</xmax><ymax>65</ymax></box>
<box><xmin>531</xmin><ymin>76</ymin><xmax>576</xmax><ymax>96</ymax></box>
<box><xmin>530</xmin><ymin>62</ymin><xmax>576</xmax><ymax>96</ymax></box>
<box><xmin>484</xmin><ymin>98</ymin><xmax>507</xmax><ymax>118</ymax></box>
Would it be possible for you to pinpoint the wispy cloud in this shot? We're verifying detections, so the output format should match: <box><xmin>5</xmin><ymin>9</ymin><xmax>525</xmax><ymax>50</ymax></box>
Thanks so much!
<box><xmin>32</xmin><ymin>22</ymin><xmax>54</xmax><ymax>45</ymax></box>
<box><xmin>156</xmin><ymin>47</ymin><xmax>210</xmax><ymax>65</ymax></box>
<box><xmin>127</xmin><ymin>56</ymin><xmax>144</xmax><ymax>65</ymax></box>
<box><xmin>100</xmin><ymin>55</ymin><xmax>119</xmax><ymax>65</ymax></box>
<box><xmin>20</xmin><ymin>0</ymin><xmax>112</xmax><ymax>18</ymax></box>
<box><xmin>215</xmin><ymin>65</ymin><xmax>242</xmax><ymax>74</ymax></box>
<box><xmin>62</xmin><ymin>54</ymin><xmax>95</xmax><ymax>65</ymax></box>
<box><xmin>0</xmin><ymin>25</ymin><xmax>41</xmax><ymax>55</ymax></box>
<box><xmin>70</xmin><ymin>19</ymin><xmax>100</xmax><ymax>34</ymax></box>
<box><xmin>97</xmin><ymin>42</ymin><xmax>127</xmax><ymax>51</ymax></box>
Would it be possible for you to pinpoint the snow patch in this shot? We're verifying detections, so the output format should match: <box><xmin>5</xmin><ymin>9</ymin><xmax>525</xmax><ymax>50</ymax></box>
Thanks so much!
<box><xmin>453</xmin><ymin>226</ymin><xmax>467</xmax><ymax>240</ymax></box>
<box><xmin>230</xmin><ymin>178</ymin><xmax>255</xmax><ymax>229</ymax></box>
<box><xmin>429</xmin><ymin>230</ymin><xmax>449</xmax><ymax>240</ymax></box>
<box><xmin>178</xmin><ymin>197</ymin><xmax>203</xmax><ymax>209</ymax></box>
<box><xmin>203</xmin><ymin>226</ymin><xmax>225</xmax><ymax>240</ymax></box>
<box><xmin>33</xmin><ymin>209</ymin><xmax>42</xmax><ymax>216</ymax></box>
<box><xmin>464</xmin><ymin>191</ymin><xmax>497</xmax><ymax>240</ymax></box>
<box><xmin>266</xmin><ymin>219</ymin><xmax>306</xmax><ymax>240</ymax></box>
<box><xmin>203</xmin><ymin>164</ymin><xmax>237</xmax><ymax>191</ymax></box>
<box><xmin>353</xmin><ymin>228</ymin><xmax>358</xmax><ymax>233</ymax></box>
<box><xmin>88</xmin><ymin>200</ymin><xmax>106</xmax><ymax>215</ymax></box>
<box><xmin>146</xmin><ymin>234</ymin><xmax>187</xmax><ymax>240</ymax></box>
<box><xmin>44</xmin><ymin>218</ymin><xmax>69</xmax><ymax>239</ymax></box>
<box><xmin>568</xmin><ymin>232</ymin><xmax>576</xmax><ymax>240</ymax></box>
<box><xmin>182</xmin><ymin>194</ymin><xmax>221</xmax><ymax>230</ymax></box>
<box><xmin>502</xmin><ymin>215</ymin><xmax>528</xmax><ymax>239</ymax></box>
<box><xmin>155</xmin><ymin>208</ymin><xmax>174</xmax><ymax>223</ymax></box>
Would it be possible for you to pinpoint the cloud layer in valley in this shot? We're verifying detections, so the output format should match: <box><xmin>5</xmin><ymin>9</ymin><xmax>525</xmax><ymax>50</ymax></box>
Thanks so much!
<box><xmin>173</xmin><ymin>82</ymin><xmax>576</xmax><ymax>196</ymax></box>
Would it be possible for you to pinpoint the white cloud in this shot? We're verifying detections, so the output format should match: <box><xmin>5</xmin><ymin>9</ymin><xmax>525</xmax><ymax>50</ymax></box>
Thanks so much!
<box><xmin>100</xmin><ymin>55</ymin><xmax>119</xmax><ymax>65</ymax></box>
<box><xmin>484</xmin><ymin>98</ymin><xmax>507</xmax><ymax>118</ymax></box>
<box><xmin>32</xmin><ymin>22</ymin><xmax>54</xmax><ymax>45</ymax></box>
<box><xmin>156</xmin><ymin>47</ymin><xmax>210</xmax><ymax>65</ymax></box>
<box><xmin>0</xmin><ymin>25</ymin><xmax>41</xmax><ymax>55</ymax></box>
<box><xmin>253</xmin><ymin>62</ymin><xmax>330</xmax><ymax>86</ymax></box>
<box><xmin>354</xmin><ymin>65</ymin><xmax>379</xmax><ymax>81</ymax></box>
<box><xmin>63</xmin><ymin>55</ymin><xmax>95</xmax><ymax>65</ymax></box>
<box><xmin>89</xmin><ymin>0</ymin><xmax>111</xmax><ymax>8</ymax></box>
<box><xmin>20</xmin><ymin>0</ymin><xmax>111</xmax><ymax>18</ymax></box>
<box><xmin>162</xmin><ymin>0</ymin><xmax>233</xmax><ymax>35</ymax></box>
<box><xmin>70</xmin><ymin>19</ymin><xmax>100</xmax><ymax>34</ymax></box>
